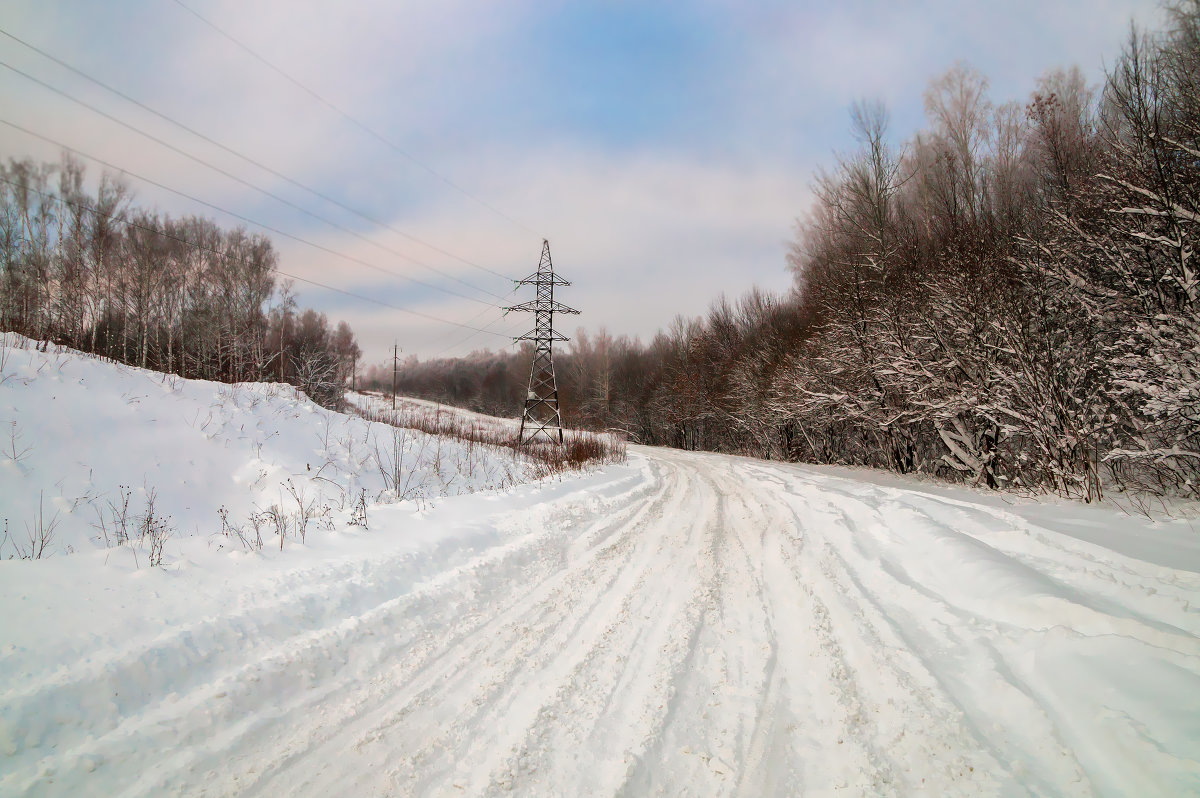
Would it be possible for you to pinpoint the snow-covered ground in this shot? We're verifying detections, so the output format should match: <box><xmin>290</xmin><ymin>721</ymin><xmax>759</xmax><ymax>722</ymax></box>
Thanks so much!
<box><xmin>349</xmin><ymin>392</ymin><xmax>522</xmax><ymax>434</ymax></box>
<box><xmin>2</xmin><ymin>335</ymin><xmax>1199</xmax><ymax>796</ymax></box>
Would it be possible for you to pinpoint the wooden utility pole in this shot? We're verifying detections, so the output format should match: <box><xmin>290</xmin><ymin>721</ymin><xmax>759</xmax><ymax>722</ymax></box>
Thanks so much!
<box><xmin>392</xmin><ymin>342</ymin><xmax>399</xmax><ymax>411</ymax></box>
<box><xmin>279</xmin><ymin>315</ymin><xmax>286</xmax><ymax>383</ymax></box>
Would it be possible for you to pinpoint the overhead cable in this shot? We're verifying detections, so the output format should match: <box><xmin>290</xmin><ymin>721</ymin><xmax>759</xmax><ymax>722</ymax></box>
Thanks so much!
<box><xmin>0</xmin><ymin>59</ymin><xmax>505</xmax><ymax>305</ymax></box>
<box><xmin>0</xmin><ymin>27</ymin><xmax>516</xmax><ymax>284</ymax></box>
<box><xmin>0</xmin><ymin>174</ymin><xmax>513</xmax><ymax>338</ymax></box>
<box><xmin>171</xmin><ymin>0</ymin><xmax>538</xmax><ymax>236</ymax></box>
<box><xmin>0</xmin><ymin>117</ymin><xmax>510</xmax><ymax>311</ymax></box>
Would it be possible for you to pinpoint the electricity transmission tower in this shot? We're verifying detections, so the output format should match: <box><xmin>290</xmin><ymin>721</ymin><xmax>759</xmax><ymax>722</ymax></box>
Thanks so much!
<box><xmin>507</xmin><ymin>239</ymin><xmax>579</xmax><ymax>445</ymax></box>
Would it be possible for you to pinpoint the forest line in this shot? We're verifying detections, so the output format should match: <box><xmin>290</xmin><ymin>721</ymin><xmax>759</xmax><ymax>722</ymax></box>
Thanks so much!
<box><xmin>0</xmin><ymin>156</ymin><xmax>361</xmax><ymax>409</ymax></box>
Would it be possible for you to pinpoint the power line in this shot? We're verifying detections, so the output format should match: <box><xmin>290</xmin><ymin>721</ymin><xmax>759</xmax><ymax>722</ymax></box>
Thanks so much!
<box><xmin>171</xmin><ymin>0</ymin><xmax>538</xmax><ymax>236</ymax></box>
<box><xmin>510</xmin><ymin>240</ymin><xmax>578</xmax><ymax>445</ymax></box>
<box><xmin>0</xmin><ymin>58</ymin><xmax>505</xmax><ymax>306</ymax></box>
<box><xmin>426</xmin><ymin>277</ymin><xmax>542</xmax><ymax>359</ymax></box>
<box><xmin>429</xmin><ymin>299</ymin><xmax>527</xmax><ymax>359</ymax></box>
<box><xmin>0</xmin><ymin>174</ymin><xmax>513</xmax><ymax>338</ymax></box>
<box><xmin>437</xmin><ymin>318</ymin><xmax>527</xmax><ymax>358</ymax></box>
<box><xmin>0</xmin><ymin>26</ymin><xmax>516</xmax><ymax>284</ymax></box>
<box><xmin>0</xmin><ymin>117</ymin><xmax>515</xmax><ymax>314</ymax></box>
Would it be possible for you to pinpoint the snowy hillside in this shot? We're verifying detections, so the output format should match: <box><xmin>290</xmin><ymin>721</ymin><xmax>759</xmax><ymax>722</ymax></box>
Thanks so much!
<box><xmin>0</xmin><ymin>334</ymin><xmax>533</xmax><ymax>562</ymax></box>
<box><xmin>349</xmin><ymin>392</ymin><xmax>522</xmax><ymax>433</ymax></box>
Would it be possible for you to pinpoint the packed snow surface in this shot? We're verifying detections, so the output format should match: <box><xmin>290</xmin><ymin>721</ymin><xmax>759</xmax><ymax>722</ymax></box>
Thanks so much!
<box><xmin>3</xmin><ymin>338</ymin><xmax>1200</xmax><ymax>796</ymax></box>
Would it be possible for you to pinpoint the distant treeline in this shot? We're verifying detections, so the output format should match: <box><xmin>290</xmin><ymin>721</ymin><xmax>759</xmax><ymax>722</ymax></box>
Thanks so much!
<box><xmin>371</xmin><ymin>5</ymin><xmax>1200</xmax><ymax>500</ymax></box>
<box><xmin>0</xmin><ymin>157</ymin><xmax>360</xmax><ymax>408</ymax></box>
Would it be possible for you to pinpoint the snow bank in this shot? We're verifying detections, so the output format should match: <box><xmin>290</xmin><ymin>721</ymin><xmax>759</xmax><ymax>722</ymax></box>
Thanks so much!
<box><xmin>0</xmin><ymin>334</ymin><xmax>533</xmax><ymax>561</ymax></box>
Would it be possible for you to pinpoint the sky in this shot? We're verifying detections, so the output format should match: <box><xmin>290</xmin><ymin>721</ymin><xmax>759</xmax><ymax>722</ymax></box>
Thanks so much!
<box><xmin>0</xmin><ymin>0</ymin><xmax>1166</xmax><ymax>364</ymax></box>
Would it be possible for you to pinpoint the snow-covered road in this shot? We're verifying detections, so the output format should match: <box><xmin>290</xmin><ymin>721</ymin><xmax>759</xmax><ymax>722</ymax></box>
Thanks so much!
<box><xmin>3</xmin><ymin>446</ymin><xmax>1199</xmax><ymax>796</ymax></box>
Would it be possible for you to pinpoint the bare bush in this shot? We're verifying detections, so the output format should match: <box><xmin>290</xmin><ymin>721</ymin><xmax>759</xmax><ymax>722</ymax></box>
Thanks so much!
<box><xmin>93</xmin><ymin>484</ymin><xmax>134</xmax><ymax>547</ymax></box>
<box><xmin>3</xmin><ymin>420</ymin><xmax>32</xmax><ymax>464</ymax></box>
<box><xmin>88</xmin><ymin>485</ymin><xmax>173</xmax><ymax>565</ymax></box>
<box><xmin>137</xmin><ymin>488</ymin><xmax>173</xmax><ymax>567</ymax></box>
<box><xmin>0</xmin><ymin>339</ymin><xmax>13</xmax><ymax>386</ymax></box>
<box><xmin>0</xmin><ymin>496</ymin><xmax>57</xmax><ymax>560</ymax></box>
<box><xmin>9</xmin><ymin>491</ymin><xmax>60</xmax><ymax>560</ymax></box>
<box><xmin>283</xmin><ymin>479</ymin><xmax>316</xmax><ymax>544</ymax></box>
<box><xmin>259</xmin><ymin>503</ymin><xmax>288</xmax><ymax>551</ymax></box>
<box><xmin>521</xmin><ymin>431</ymin><xmax>628</xmax><ymax>477</ymax></box>
<box><xmin>217</xmin><ymin>505</ymin><xmax>255</xmax><ymax>551</ymax></box>
<box><xmin>356</xmin><ymin>400</ymin><xmax>626</xmax><ymax>478</ymax></box>
<box><xmin>247</xmin><ymin>511</ymin><xmax>265</xmax><ymax>550</ymax></box>
<box><xmin>348</xmin><ymin>488</ymin><xmax>368</xmax><ymax>529</ymax></box>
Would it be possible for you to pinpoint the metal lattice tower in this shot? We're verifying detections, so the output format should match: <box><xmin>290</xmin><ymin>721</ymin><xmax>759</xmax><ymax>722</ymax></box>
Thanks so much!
<box><xmin>507</xmin><ymin>239</ymin><xmax>579</xmax><ymax>445</ymax></box>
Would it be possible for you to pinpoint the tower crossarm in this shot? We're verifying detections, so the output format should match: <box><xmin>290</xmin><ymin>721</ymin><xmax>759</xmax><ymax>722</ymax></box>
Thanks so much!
<box><xmin>515</xmin><ymin>329</ymin><xmax>570</xmax><ymax>342</ymax></box>
<box><xmin>505</xmin><ymin>300</ymin><xmax>580</xmax><ymax>315</ymax></box>
<box><xmin>516</xmin><ymin>273</ymin><xmax>571</xmax><ymax>287</ymax></box>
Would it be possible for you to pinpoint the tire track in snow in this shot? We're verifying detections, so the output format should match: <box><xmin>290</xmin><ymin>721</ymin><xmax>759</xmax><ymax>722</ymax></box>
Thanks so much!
<box><xmin>745</xmin><ymin>459</ymin><xmax>1200</xmax><ymax>796</ymax></box>
<box><xmin>216</xmin><ymin>464</ymin><xmax>675</xmax><ymax>796</ymax></box>
<box><xmin>2</xmin><ymin>465</ymin><xmax>659</xmax><ymax>797</ymax></box>
<box><xmin>754</xmin><ymin>466</ymin><xmax>1094</xmax><ymax>795</ymax></box>
<box><xmin>209</xmin><ymin>454</ymin><xmax>692</xmax><ymax>797</ymax></box>
<box><xmin>377</xmin><ymin>459</ymin><xmax>703</xmax><ymax>795</ymax></box>
<box><xmin>621</xmin><ymin>468</ymin><xmax>787</xmax><ymax>798</ymax></box>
